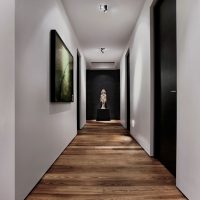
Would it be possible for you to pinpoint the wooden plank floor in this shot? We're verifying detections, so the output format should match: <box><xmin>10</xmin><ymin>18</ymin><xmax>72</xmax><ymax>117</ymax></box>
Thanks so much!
<box><xmin>26</xmin><ymin>121</ymin><xmax>186</xmax><ymax>200</ymax></box>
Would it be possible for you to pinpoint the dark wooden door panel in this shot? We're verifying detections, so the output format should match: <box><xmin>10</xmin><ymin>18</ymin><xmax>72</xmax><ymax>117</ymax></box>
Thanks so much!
<box><xmin>154</xmin><ymin>0</ymin><xmax>177</xmax><ymax>176</ymax></box>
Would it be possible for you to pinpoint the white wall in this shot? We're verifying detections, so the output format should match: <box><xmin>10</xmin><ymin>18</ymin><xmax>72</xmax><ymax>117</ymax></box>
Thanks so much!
<box><xmin>15</xmin><ymin>0</ymin><xmax>86</xmax><ymax>199</ymax></box>
<box><xmin>176</xmin><ymin>1</ymin><xmax>200</xmax><ymax>199</ymax></box>
<box><xmin>120</xmin><ymin>0</ymin><xmax>200</xmax><ymax>198</ymax></box>
<box><xmin>120</xmin><ymin>58</ymin><xmax>127</xmax><ymax>128</ymax></box>
<box><xmin>80</xmin><ymin>56</ymin><xmax>86</xmax><ymax>128</ymax></box>
<box><xmin>120</xmin><ymin>0</ymin><xmax>153</xmax><ymax>155</ymax></box>
<box><xmin>0</xmin><ymin>1</ymin><xmax>15</xmax><ymax>200</ymax></box>
<box><xmin>88</xmin><ymin>62</ymin><xmax>118</xmax><ymax>70</ymax></box>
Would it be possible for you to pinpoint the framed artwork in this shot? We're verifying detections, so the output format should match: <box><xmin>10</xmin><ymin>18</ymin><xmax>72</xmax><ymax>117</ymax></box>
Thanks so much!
<box><xmin>50</xmin><ymin>30</ymin><xmax>74</xmax><ymax>102</ymax></box>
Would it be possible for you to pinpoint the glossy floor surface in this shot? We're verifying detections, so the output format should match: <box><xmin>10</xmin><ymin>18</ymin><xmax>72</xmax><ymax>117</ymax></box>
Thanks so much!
<box><xmin>26</xmin><ymin>121</ymin><xmax>186</xmax><ymax>200</ymax></box>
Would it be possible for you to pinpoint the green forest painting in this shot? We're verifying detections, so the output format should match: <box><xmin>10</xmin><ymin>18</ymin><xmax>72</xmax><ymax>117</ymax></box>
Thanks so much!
<box><xmin>51</xmin><ymin>30</ymin><xmax>73</xmax><ymax>102</ymax></box>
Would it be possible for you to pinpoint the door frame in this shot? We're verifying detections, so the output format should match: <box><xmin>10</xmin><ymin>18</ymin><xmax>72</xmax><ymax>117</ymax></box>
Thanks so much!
<box><xmin>126</xmin><ymin>49</ymin><xmax>130</xmax><ymax>131</ymax></box>
<box><xmin>151</xmin><ymin>0</ymin><xmax>161</xmax><ymax>159</ymax></box>
<box><xmin>77</xmin><ymin>50</ymin><xmax>81</xmax><ymax>130</ymax></box>
<box><xmin>150</xmin><ymin>0</ymin><xmax>158</xmax><ymax>157</ymax></box>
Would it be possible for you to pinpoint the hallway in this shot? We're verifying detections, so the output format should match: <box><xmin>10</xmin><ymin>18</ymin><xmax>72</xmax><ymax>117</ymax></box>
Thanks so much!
<box><xmin>27</xmin><ymin>121</ymin><xmax>185</xmax><ymax>200</ymax></box>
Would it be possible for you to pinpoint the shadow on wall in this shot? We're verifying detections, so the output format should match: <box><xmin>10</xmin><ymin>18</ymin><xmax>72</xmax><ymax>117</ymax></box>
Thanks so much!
<box><xmin>49</xmin><ymin>103</ymin><xmax>72</xmax><ymax>114</ymax></box>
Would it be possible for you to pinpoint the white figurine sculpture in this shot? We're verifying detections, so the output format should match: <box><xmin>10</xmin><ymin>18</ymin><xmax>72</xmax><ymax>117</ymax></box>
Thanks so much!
<box><xmin>100</xmin><ymin>89</ymin><xmax>107</xmax><ymax>109</ymax></box>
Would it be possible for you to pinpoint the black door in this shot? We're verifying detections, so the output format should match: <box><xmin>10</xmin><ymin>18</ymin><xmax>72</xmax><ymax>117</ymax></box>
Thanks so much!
<box><xmin>77</xmin><ymin>50</ymin><xmax>81</xmax><ymax>130</ymax></box>
<box><xmin>154</xmin><ymin>0</ymin><xmax>177</xmax><ymax>176</ymax></box>
<box><xmin>126</xmin><ymin>50</ymin><xmax>130</xmax><ymax>131</ymax></box>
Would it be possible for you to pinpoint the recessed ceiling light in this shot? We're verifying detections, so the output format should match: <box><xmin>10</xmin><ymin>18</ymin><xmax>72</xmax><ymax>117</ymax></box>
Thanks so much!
<box><xmin>100</xmin><ymin>48</ymin><xmax>106</xmax><ymax>53</ymax></box>
<box><xmin>99</xmin><ymin>4</ymin><xmax>108</xmax><ymax>13</ymax></box>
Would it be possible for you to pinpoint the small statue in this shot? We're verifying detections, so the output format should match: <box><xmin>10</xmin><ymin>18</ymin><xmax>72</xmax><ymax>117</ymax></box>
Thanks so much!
<box><xmin>100</xmin><ymin>89</ymin><xmax>107</xmax><ymax>109</ymax></box>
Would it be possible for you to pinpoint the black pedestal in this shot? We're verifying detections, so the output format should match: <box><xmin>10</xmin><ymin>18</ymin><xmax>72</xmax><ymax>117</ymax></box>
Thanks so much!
<box><xmin>96</xmin><ymin>109</ymin><xmax>111</xmax><ymax>121</ymax></box>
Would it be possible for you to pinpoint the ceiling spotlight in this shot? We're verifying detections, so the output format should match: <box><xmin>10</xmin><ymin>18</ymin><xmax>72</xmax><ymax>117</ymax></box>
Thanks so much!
<box><xmin>99</xmin><ymin>4</ymin><xmax>108</xmax><ymax>13</ymax></box>
<box><xmin>100</xmin><ymin>48</ymin><xmax>106</xmax><ymax>53</ymax></box>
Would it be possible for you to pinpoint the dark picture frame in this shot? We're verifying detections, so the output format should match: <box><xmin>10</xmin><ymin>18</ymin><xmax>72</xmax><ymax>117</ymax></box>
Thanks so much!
<box><xmin>50</xmin><ymin>30</ymin><xmax>74</xmax><ymax>103</ymax></box>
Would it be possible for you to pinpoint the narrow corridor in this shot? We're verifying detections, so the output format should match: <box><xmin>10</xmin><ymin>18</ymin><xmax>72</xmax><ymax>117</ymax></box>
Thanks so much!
<box><xmin>27</xmin><ymin>121</ymin><xmax>186</xmax><ymax>200</ymax></box>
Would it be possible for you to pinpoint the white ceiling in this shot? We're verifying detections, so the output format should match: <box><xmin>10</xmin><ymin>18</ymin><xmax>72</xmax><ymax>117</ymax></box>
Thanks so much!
<box><xmin>62</xmin><ymin>0</ymin><xmax>146</xmax><ymax>66</ymax></box>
